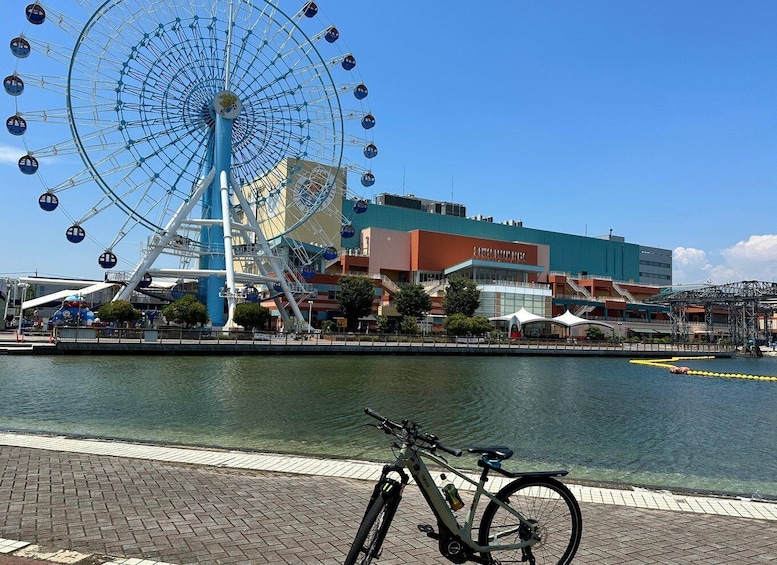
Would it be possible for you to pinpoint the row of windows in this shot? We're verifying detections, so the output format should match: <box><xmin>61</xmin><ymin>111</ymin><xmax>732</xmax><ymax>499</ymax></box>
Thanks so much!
<box><xmin>476</xmin><ymin>292</ymin><xmax>551</xmax><ymax>318</ymax></box>
<box><xmin>639</xmin><ymin>272</ymin><xmax>671</xmax><ymax>280</ymax></box>
<box><xmin>640</xmin><ymin>260</ymin><xmax>672</xmax><ymax>269</ymax></box>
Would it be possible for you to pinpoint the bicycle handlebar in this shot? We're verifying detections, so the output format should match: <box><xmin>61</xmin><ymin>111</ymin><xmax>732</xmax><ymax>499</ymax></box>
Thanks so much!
<box><xmin>364</xmin><ymin>407</ymin><xmax>462</xmax><ymax>457</ymax></box>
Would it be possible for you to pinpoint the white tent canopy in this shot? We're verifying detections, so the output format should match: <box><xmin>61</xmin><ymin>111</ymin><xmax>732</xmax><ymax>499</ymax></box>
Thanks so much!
<box><xmin>489</xmin><ymin>307</ymin><xmax>549</xmax><ymax>328</ymax></box>
<box><xmin>551</xmin><ymin>309</ymin><xmax>614</xmax><ymax>332</ymax></box>
<box><xmin>489</xmin><ymin>308</ymin><xmax>615</xmax><ymax>335</ymax></box>
<box><xmin>22</xmin><ymin>282</ymin><xmax>118</xmax><ymax>310</ymax></box>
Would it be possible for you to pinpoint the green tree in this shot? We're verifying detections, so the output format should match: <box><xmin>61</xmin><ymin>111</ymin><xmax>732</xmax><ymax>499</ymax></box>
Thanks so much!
<box><xmin>376</xmin><ymin>315</ymin><xmax>390</xmax><ymax>334</ymax></box>
<box><xmin>233</xmin><ymin>303</ymin><xmax>270</xmax><ymax>331</ymax></box>
<box><xmin>337</xmin><ymin>276</ymin><xmax>375</xmax><ymax>330</ymax></box>
<box><xmin>163</xmin><ymin>295</ymin><xmax>209</xmax><ymax>327</ymax></box>
<box><xmin>96</xmin><ymin>300</ymin><xmax>141</xmax><ymax>326</ymax></box>
<box><xmin>400</xmin><ymin>316</ymin><xmax>419</xmax><ymax>335</ymax></box>
<box><xmin>443</xmin><ymin>314</ymin><xmax>493</xmax><ymax>336</ymax></box>
<box><xmin>395</xmin><ymin>284</ymin><xmax>432</xmax><ymax>320</ymax></box>
<box><xmin>442</xmin><ymin>277</ymin><xmax>480</xmax><ymax>317</ymax></box>
<box><xmin>468</xmin><ymin>316</ymin><xmax>493</xmax><ymax>335</ymax></box>
<box><xmin>443</xmin><ymin>313</ymin><xmax>470</xmax><ymax>336</ymax></box>
<box><xmin>586</xmin><ymin>326</ymin><xmax>605</xmax><ymax>340</ymax></box>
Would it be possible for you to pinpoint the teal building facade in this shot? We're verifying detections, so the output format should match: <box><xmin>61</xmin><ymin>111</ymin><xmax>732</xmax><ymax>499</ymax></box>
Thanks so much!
<box><xmin>345</xmin><ymin>196</ymin><xmax>665</xmax><ymax>286</ymax></box>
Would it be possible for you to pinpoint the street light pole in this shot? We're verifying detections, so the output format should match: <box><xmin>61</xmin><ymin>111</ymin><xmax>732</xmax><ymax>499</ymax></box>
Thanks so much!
<box><xmin>307</xmin><ymin>300</ymin><xmax>313</xmax><ymax>333</ymax></box>
<box><xmin>17</xmin><ymin>282</ymin><xmax>29</xmax><ymax>320</ymax></box>
<box><xmin>2</xmin><ymin>278</ymin><xmax>11</xmax><ymax>322</ymax></box>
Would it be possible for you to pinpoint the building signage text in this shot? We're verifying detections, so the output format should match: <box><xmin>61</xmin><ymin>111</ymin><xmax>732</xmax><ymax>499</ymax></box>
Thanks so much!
<box><xmin>473</xmin><ymin>246</ymin><xmax>526</xmax><ymax>263</ymax></box>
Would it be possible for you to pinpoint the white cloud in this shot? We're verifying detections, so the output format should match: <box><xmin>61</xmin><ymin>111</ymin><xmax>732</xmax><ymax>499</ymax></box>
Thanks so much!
<box><xmin>673</xmin><ymin>235</ymin><xmax>777</xmax><ymax>285</ymax></box>
<box><xmin>672</xmin><ymin>246</ymin><xmax>712</xmax><ymax>284</ymax></box>
<box><xmin>0</xmin><ymin>143</ymin><xmax>21</xmax><ymax>165</ymax></box>
<box><xmin>718</xmin><ymin>235</ymin><xmax>777</xmax><ymax>282</ymax></box>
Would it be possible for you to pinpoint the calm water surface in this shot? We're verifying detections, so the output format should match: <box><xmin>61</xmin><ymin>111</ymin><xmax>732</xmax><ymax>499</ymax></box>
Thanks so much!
<box><xmin>1</xmin><ymin>354</ymin><xmax>775</xmax><ymax>498</ymax></box>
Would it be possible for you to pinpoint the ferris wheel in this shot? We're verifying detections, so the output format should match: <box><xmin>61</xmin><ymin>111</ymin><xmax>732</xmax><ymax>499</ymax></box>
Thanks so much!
<box><xmin>5</xmin><ymin>0</ymin><xmax>377</xmax><ymax>329</ymax></box>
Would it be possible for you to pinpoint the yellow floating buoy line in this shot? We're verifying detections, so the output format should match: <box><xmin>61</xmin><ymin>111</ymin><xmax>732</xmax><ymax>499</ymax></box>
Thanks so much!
<box><xmin>629</xmin><ymin>356</ymin><xmax>777</xmax><ymax>382</ymax></box>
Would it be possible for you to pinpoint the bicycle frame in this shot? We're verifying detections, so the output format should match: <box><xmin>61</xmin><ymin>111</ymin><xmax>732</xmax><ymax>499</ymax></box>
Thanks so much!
<box><xmin>386</xmin><ymin>440</ymin><xmax>544</xmax><ymax>555</ymax></box>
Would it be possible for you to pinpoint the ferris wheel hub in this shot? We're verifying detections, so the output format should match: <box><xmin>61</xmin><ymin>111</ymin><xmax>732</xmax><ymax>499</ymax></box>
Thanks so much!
<box><xmin>214</xmin><ymin>90</ymin><xmax>242</xmax><ymax>120</ymax></box>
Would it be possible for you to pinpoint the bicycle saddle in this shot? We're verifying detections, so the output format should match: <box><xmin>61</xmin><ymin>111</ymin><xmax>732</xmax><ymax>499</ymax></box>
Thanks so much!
<box><xmin>468</xmin><ymin>446</ymin><xmax>514</xmax><ymax>461</ymax></box>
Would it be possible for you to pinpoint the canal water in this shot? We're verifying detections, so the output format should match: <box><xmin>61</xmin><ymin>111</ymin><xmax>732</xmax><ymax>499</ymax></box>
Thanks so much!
<box><xmin>1</xmin><ymin>354</ymin><xmax>775</xmax><ymax>499</ymax></box>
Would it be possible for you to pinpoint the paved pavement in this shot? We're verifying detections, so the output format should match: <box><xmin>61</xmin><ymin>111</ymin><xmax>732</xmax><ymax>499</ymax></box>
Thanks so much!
<box><xmin>0</xmin><ymin>433</ymin><xmax>775</xmax><ymax>564</ymax></box>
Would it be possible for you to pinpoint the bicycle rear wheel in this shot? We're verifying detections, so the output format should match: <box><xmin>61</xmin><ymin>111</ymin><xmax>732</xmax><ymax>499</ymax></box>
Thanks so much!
<box><xmin>478</xmin><ymin>476</ymin><xmax>582</xmax><ymax>565</ymax></box>
<box><xmin>344</xmin><ymin>495</ymin><xmax>390</xmax><ymax>565</ymax></box>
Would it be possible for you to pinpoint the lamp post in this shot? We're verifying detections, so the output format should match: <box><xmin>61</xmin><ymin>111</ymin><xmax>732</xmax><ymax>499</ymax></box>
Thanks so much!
<box><xmin>307</xmin><ymin>300</ymin><xmax>313</xmax><ymax>333</ymax></box>
<box><xmin>16</xmin><ymin>282</ymin><xmax>29</xmax><ymax>320</ymax></box>
<box><xmin>2</xmin><ymin>278</ymin><xmax>11</xmax><ymax>322</ymax></box>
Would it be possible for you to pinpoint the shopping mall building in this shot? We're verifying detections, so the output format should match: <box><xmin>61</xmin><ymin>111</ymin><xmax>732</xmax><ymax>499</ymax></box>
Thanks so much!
<box><xmin>3</xmin><ymin>178</ymin><xmax>672</xmax><ymax>337</ymax></box>
<box><xmin>298</xmin><ymin>192</ymin><xmax>672</xmax><ymax>336</ymax></box>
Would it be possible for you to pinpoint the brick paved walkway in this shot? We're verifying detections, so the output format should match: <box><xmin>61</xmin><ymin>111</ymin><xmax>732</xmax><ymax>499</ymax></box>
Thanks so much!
<box><xmin>1</xmin><ymin>440</ymin><xmax>775</xmax><ymax>564</ymax></box>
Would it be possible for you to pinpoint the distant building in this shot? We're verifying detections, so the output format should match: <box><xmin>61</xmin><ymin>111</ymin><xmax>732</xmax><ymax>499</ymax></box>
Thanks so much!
<box><xmin>253</xmin><ymin>186</ymin><xmax>675</xmax><ymax>332</ymax></box>
<box><xmin>347</xmin><ymin>193</ymin><xmax>672</xmax><ymax>287</ymax></box>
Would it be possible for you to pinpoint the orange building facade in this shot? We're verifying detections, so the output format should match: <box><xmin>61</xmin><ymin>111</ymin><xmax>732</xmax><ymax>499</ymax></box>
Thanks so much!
<box><xmin>283</xmin><ymin>227</ymin><xmax>668</xmax><ymax>337</ymax></box>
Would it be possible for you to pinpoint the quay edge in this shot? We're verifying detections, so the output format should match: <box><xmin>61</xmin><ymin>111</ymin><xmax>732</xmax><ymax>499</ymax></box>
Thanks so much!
<box><xmin>1</xmin><ymin>338</ymin><xmax>735</xmax><ymax>358</ymax></box>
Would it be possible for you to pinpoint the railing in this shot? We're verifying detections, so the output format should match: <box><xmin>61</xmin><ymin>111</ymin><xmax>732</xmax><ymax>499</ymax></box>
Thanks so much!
<box><xmin>574</xmin><ymin>304</ymin><xmax>596</xmax><ymax>317</ymax></box>
<box><xmin>340</xmin><ymin>248</ymin><xmax>368</xmax><ymax>257</ymax></box>
<box><xmin>612</xmin><ymin>281</ymin><xmax>636</xmax><ymax>302</ymax></box>
<box><xmin>565</xmin><ymin>278</ymin><xmax>593</xmax><ymax>299</ymax></box>
<box><xmin>52</xmin><ymin>327</ymin><xmax>736</xmax><ymax>353</ymax></box>
<box><xmin>479</xmin><ymin>280</ymin><xmax>552</xmax><ymax>291</ymax></box>
<box><xmin>379</xmin><ymin>275</ymin><xmax>401</xmax><ymax>294</ymax></box>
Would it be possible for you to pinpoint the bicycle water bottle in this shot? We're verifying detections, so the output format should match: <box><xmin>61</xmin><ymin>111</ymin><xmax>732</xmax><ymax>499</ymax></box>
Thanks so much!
<box><xmin>442</xmin><ymin>483</ymin><xmax>464</xmax><ymax>511</ymax></box>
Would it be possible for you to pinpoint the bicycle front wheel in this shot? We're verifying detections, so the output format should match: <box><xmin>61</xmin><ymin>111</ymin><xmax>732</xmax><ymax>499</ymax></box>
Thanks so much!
<box><xmin>478</xmin><ymin>476</ymin><xmax>582</xmax><ymax>565</ymax></box>
<box><xmin>344</xmin><ymin>495</ymin><xmax>390</xmax><ymax>565</ymax></box>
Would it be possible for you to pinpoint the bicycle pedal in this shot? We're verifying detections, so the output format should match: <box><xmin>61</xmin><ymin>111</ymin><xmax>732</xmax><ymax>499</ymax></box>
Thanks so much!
<box><xmin>417</xmin><ymin>524</ymin><xmax>439</xmax><ymax>539</ymax></box>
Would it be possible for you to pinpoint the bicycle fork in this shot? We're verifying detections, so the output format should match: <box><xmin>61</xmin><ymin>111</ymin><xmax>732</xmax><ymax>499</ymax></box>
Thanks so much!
<box><xmin>361</xmin><ymin>464</ymin><xmax>409</xmax><ymax>559</ymax></box>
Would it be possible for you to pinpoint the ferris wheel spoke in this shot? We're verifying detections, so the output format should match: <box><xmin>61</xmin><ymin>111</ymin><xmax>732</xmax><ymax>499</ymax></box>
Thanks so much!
<box><xmin>47</xmin><ymin>166</ymin><xmax>110</xmax><ymax>194</ymax></box>
<box><xmin>74</xmin><ymin>191</ymin><xmax>130</xmax><ymax>226</ymax></box>
<box><xmin>120</xmin><ymin>123</ymin><xmax>209</xmax><ymax>177</ymax></box>
<box><xmin>34</xmin><ymin>4</ymin><xmax>88</xmax><ymax>40</ymax></box>
<box><xmin>73</xmin><ymin>131</ymin><xmax>139</xmax><ymax>159</ymax></box>
<box><xmin>230</xmin><ymin>22</ymin><xmax>306</xmax><ymax>85</ymax></box>
<box><xmin>175</xmin><ymin>24</ymin><xmax>221</xmax><ymax>72</ymax></box>
<box><xmin>238</xmin><ymin>47</ymin><xmax>330</xmax><ymax>98</ymax></box>
<box><xmin>17</xmin><ymin>105</ymin><xmax>117</xmax><ymax>126</ymax></box>
<box><xmin>72</xmin><ymin>0</ymin><xmax>98</xmax><ymax>12</ymax></box>
<box><xmin>102</xmin><ymin>219</ymin><xmax>145</xmax><ymax>255</ymax></box>
<box><xmin>13</xmin><ymin>36</ymin><xmax>74</xmax><ymax>67</ymax></box>
<box><xmin>24</xmin><ymin>138</ymin><xmax>81</xmax><ymax>159</ymax></box>
<box><xmin>254</xmin><ymin>7</ymin><xmax>304</xmax><ymax>56</ymax></box>
<box><xmin>86</xmin><ymin>169</ymin><xmax>179</xmax><ymax>231</ymax></box>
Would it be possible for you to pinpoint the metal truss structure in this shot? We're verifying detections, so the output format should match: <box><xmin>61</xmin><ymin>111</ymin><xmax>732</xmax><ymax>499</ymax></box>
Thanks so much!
<box><xmin>646</xmin><ymin>281</ymin><xmax>777</xmax><ymax>345</ymax></box>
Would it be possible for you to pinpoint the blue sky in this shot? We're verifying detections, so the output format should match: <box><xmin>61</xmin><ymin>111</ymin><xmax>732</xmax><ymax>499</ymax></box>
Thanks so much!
<box><xmin>1</xmin><ymin>0</ymin><xmax>775</xmax><ymax>285</ymax></box>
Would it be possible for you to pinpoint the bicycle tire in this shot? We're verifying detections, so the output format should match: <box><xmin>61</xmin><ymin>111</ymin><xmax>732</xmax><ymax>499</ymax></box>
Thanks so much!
<box><xmin>478</xmin><ymin>476</ymin><xmax>582</xmax><ymax>565</ymax></box>
<box><xmin>344</xmin><ymin>495</ymin><xmax>390</xmax><ymax>565</ymax></box>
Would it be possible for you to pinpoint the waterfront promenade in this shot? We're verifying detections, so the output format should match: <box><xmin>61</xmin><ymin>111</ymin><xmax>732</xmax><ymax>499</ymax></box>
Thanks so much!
<box><xmin>0</xmin><ymin>433</ymin><xmax>775</xmax><ymax>564</ymax></box>
<box><xmin>0</xmin><ymin>331</ymin><xmax>735</xmax><ymax>358</ymax></box>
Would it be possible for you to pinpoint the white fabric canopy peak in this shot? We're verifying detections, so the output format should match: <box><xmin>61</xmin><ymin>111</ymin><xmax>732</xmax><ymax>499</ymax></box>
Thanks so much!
<box><xmin>489</xmin><ymin>307</ymin><xmax>549</xmax><ymax>327</ymax></box>
<box><xmin>551</xmin><ymin>310</ymin><xmax>614</xmax><ymax>331</ymax></box>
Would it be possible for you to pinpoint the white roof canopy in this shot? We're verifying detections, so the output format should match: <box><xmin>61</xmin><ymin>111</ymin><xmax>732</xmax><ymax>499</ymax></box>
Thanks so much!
<box><xmin>489</xmin><ymin>307</ymin><xmax>549</xmax><ymax>327</ymax></box>
<box><xmin>551</xmin><ymin>309</ymin><xmax>614</xmax><ymax>331</ymax></box>
<box><xmin>22</xmin><ymin>282</ymin><xmax>118</xmax><ymax>310</ymax></box>
<box><xmin>489</xmin><ymin>308</ymin><xmax>615</xmax><ymax>332</ymax></box>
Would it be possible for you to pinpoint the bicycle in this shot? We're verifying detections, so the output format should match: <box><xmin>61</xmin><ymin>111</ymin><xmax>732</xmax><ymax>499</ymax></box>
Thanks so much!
<box><xmin>344</xmin><ymin>408</ymin><xmax>582</xmax><ymax>565</ymax></box>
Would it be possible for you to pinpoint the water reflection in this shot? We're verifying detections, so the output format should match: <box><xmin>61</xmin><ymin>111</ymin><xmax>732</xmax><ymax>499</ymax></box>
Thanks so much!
<box><xmin>0</xmin><ymin>354</ymin><xmax>775</xmax><ymax>497</ymax></box>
